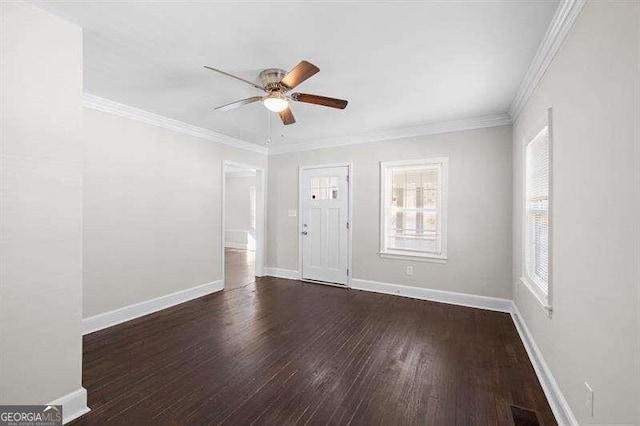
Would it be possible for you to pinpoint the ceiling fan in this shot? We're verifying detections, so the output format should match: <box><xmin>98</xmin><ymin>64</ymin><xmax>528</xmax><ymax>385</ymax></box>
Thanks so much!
<box><xmin>203</xmin><ymin>61</ymin><xmax>348</xmax><ymax>125</ymax></box>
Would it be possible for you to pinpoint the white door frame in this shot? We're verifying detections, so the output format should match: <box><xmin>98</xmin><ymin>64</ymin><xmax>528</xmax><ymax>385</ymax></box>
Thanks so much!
<box><xmin>298</xmin><ymin>162</ymin><xmax>353</xmax><ymax>287</ymax></box>
<box><xmin>222</xmin><ymin>160</ymin><xmax>266</xmax><ymax>287</ymax></box>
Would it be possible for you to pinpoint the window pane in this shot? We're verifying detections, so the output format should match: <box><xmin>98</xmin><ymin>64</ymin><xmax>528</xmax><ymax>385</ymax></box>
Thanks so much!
<box><xmin>320</xmin><ymin>187</ymin><xmax>328</xmax><ymax>200</ymax></box>
<box><xmin>525</xmin><ymin>127</ymin><xmax>549</xmax><ymax>294</ymax></box>
<box><xmin>385</xmin><ymin>163</ymin><xmax>442</xmax><ymax>255</ymax></box>
<box><xmin>423</xmin><ymin>213</ymin><xmax>437</xmax><ymax>233</ymax></box>
<box><xmin>329</xmin><ymin>177</ymin><xmax>339</xmax><ymax>199</ymax></box>
<box><xmin>310</xmin><ymin>175</ymin><xmax>339</xmax><ymax>200</ymax></box>
<box><xmin>391</xmin><ymin>172</ymin><xmax>405</xmax><ymax>207</ymax></box>
<box><xmin>387</xmin><ymin>235</ymin><xmax>438</xmax><ymax>253</ymax></box>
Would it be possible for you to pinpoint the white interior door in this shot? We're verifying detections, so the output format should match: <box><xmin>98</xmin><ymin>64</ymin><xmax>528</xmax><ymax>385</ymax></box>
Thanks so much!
<box><xmin>301</xmin><ymin>166</ymin><xmax>349</xmax><ymax>285</ymax></box>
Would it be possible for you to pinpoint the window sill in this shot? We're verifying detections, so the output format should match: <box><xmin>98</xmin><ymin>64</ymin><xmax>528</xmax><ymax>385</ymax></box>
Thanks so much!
<box><xmin>379</xmin><ymin>252</ymin><xmax>447</xmax><ymax>264</ymax></box>
<box><xmin>519</xmin><ymin>276</ymin><xmax>552</xmax><ymax>317</ymax></box>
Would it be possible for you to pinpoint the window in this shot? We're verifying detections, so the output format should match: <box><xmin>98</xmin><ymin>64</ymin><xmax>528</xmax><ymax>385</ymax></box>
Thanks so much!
<box><xmin>380</xmin><ymin>158</ymin><xmax>448</xmax><ymax>261</ymax></box>
<box><xmin>523</xmin><ymin>125</ymin><xmax>552</xmax><ymax>309</ymax></box>
<box><xmin>310</xmin><ymin>176</ymin><xmax>339</xmax><ymax>200</ymax></box>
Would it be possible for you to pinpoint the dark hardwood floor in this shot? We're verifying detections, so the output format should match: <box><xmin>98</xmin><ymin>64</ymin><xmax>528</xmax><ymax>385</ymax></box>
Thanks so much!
<box><xmin>224</xmin><ymin>248</ymin><xmax>255</xmax><ymax>290</ymax></box>
<box><xmin>74</xmin><ymin>252</ymin><xmax>555</xmax><ymax>425</ymax></box>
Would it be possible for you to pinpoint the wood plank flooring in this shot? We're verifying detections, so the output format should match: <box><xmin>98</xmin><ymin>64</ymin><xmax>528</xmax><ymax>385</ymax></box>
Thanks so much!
<box><xmin>223</xmin><ymin>248</ymin><xmax>255</xmax><ymax>290</ymax></box>
<box><xmin>73</xmin><ymin>250</ymin><xmax>555</xmax><ymax>425</ymax></box>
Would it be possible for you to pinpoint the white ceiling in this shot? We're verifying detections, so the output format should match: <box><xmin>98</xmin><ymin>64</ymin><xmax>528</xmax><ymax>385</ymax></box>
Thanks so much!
<box><xmin>33</xmin><ymin>0</ymin><xmax>558</xmax><ymax>148</ymax></box>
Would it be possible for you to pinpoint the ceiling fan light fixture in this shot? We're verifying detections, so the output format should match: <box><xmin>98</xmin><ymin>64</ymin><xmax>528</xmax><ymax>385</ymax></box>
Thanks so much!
<box><xmin>206</xmin><ymin>61</ymin><xmax>348</xmax><ymax>125</ymax></box>
<box><xmin>263</xmin><ymin>93</ymin><xmax>288</xmax><ymax>113</ymax></box>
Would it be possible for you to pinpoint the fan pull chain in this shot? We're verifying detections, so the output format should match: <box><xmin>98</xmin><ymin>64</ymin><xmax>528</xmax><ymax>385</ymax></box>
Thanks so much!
<box><xmin>266</xmin><ymin>110</ymin><xmax>272</xmax><ymax>146</ymax></box>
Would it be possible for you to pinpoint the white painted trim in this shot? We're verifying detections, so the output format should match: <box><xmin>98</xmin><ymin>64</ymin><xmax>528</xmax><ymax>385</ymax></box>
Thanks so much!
<box><xmin>519</xmin><ymin>276</ymin><xmax>552</xmax><ymax>314</ymax></box>
<box><xmin>521</xmin><ymin>108</ymin><xmax>553</xmax><ymax>316</ymax></box>
<box><xmin>269</xmin><ymin>114</ymin><xmax>511</xmax><ymax>155</ymax></box>
<box><xmin>298</xmin><ymin>162</ymin><xmax>353</xmax><ymax>286</ymax></box>
<box><xmin>48</xmin><ymin>387</ymin><xmax>90</xmax><ymax>424</ymax></box>
<box><xmin>260</xmin><ymin>270</ymin><xmax>570</xmax><ymax>425</ymax></box>
<box><xmin>350</xmin><ymin>278</ymin><xmax>512</xmax><ymax>313</ymax></box>
<box><xmin>379</xmin><ymin>157</ymin><xmax>448</xmax><ymax>261</ymax></box>
<box><xmin>82</xmin><ymin>280</ymin><xmax>223</xmax><ymax>334</ymax></box>
<box><xmin>347</xmin><ymin>163</ymin><xmax>353</xmax><ymax>286</ymax></box>
<box><xmin>83</xmin><ymin>93</ymin><xmax>512</xmax><ymax>156</ymax></box>
<box><xmin>264</xmin><ymin>267</ymin><xmax>302</xmax><ymax>280</ymax></box>
<box><xmin>510</xmin><ymin>304</ymin><xmax>578</xmax><ymax>425</ymax></box>
<box><xmin>222</xmin><ymin>165</ymin><xmax>226</xmax><ymax>282</ymax></box>
<box><xmin>378</xmin><ymin>252</ymin><xmax>447</xmax><ymax>263</ymax></box>
<box><xmin>261</xmin><ymin>273</ymin><xmax>569</xmax><ymax>425</ymax></box>
<box><xmin>83</xmin><ymin>93</ymin><xmax>268</xmax><ymax>155</ymax></box>
<box><xmin>509</xmin><ymin>0</ymin><xmax>586</xmax><ymax>119</ymax></box>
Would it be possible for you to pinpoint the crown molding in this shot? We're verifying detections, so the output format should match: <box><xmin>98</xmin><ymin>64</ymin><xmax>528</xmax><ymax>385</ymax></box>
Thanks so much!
<box><xmin>82</xmin><ymin>1</ymin><xmax>584</xmax><ymax>157</ymax></box>
<box><xmin>83</xmin><ymin>93</ymin><xmax>268</xmax><ymax>155</ymax></box>
<box><xmin>267</xmin><ymin>113</ymin><xmax>512</xmax><ymax>155</ymax></box>
<box><xmin>509</xmin><ymin>0</ymin><xmax>586</xmax><ymax>120</ymax></box>
<box><xmin>84</xmin><ymin>93</ymin><xmax>511</xmax><ymax>157</ymax></box>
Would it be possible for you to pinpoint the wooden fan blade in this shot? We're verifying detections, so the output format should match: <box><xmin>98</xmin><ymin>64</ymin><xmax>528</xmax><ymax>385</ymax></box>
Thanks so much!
<box><xmin>291</xmin><ymin>93</ymin><xmax>348</xmax><ymax>109</ymax></box>
<box><xmin>280</xmin><ymin>61</ymin><xmax>320</xmax><ymax>89</ymax></box>
<box><xmin>204</xmin><ymin>66</ymin><xmax>265</xmax><ymax>91</ymax></box>
<box><xmin>279</xmin><ymin>106</ymin><xmax>296</xmax><ymax>125</ymax></box>
<box><xmin>215</xmin><ymin>96</ymin><xmax>263</xmax><ymax>112</ymax></box>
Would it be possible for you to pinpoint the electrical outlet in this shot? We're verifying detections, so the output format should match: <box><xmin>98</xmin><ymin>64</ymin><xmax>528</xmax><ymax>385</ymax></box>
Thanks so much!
<box><xmin>584</xmin><ymin>382</ymin><xmax>594</xmax><ymax>417</ymax></box>
<box><xmin>406</xmin><ymin>266</ymin><xmax>413</xmax><ymax>276</ymax></box>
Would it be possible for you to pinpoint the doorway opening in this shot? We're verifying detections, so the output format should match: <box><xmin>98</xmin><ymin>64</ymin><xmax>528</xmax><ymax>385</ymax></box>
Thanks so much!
<box><xmin>222</xmin><ymin>161</ymin><xmax>265</xmax><ymax>290</ymax></box>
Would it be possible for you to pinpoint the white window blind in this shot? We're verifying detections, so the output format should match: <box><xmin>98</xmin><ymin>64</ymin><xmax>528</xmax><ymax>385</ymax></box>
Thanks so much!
<box><xmin>380</xmin><ymin>158</ymin><xmax>448</xmax><ymax>260</ymax></box>
<box><xmin>525</xmin><ymin>127</ymin><xmax>550</xmax><ymax>295</ymax></box>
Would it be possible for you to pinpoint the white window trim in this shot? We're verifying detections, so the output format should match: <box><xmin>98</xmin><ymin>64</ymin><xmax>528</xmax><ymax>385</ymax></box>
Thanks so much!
<box><xmin>379</xmin><ymin>157</ymin><xmax>448</xmax><ymax>262</ymax></box>
<box><xmin>519</xmin><ymin>276</ymin><xmax>551</xmax><ymax>312</ymax></box>
<box><xmin>520</xmin><ymin>107</ymin><xmax>553</xmax><ymax>316</ymax></box>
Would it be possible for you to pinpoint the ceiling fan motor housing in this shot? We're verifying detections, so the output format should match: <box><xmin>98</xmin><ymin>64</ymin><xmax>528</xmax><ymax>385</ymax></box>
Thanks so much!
<box><xmin>259</xmin><ymin>68</ymin><xmax>288</xmax><ymax>92</ymax></box>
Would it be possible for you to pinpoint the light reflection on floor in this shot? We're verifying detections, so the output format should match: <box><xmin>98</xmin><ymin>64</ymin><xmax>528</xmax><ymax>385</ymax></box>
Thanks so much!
<box><xmin>224</xmin><ymin>248</ymin><xmax>255</xmax><ymax>290</ymax></box>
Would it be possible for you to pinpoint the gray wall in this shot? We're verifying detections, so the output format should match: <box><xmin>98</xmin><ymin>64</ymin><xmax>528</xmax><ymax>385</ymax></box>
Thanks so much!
<box><xmin>268</xmin><ymin>125</ymin><xmax>513</xmax><ymax>299</ymax></box>
<box><xmin>512</xmin><ymin>1</ymin><xmax>640</xmax><ymax>423</ymax></box>
<box><xmin>83</xmin><ymin>108</ymin><xmax>266</xmax><ymax>318</ymax></box>
<box><xmin>0</xmin><ymin>2</ymin><xmax>84</xmax><ymax>404</ymax></box>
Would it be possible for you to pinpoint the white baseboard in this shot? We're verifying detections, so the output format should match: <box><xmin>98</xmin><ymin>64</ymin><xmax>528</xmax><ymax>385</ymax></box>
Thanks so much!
<box><xmin>48</xmin><ymin>387</ymin><xmax>90</xmax><ymax>424</ymax></box>
<box><xmin>263</xmin><ymin>270</ymin><xmax>570</xmax><ymax>425</ymax></box>
<box><xmin>264</xmin><ymin>267</ymin><xmax>301</xmax><ymax>280</ymax></box>
<box><xmin>350</xmin><ymin>278</ymin><xmax>570</xmax><ymax>424</ymax></box>
<box><xmin>225</xmin><ymin>242</ymin><xmax>248</xmax><ymax>250</ymax></box>
<box><xmin>510</xmin><ymin>304</ymin><xmax>578</xmax><ymax>426</ymax></box>
<box><xmin>83</xmin><ymin>280</ymin><xmax>224</xmax><ymax>335</ymax></box>
<box><xmin>350</xmin><ymin>278</ymin><xmax>512</xmax><ymax>313</ymax></box>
